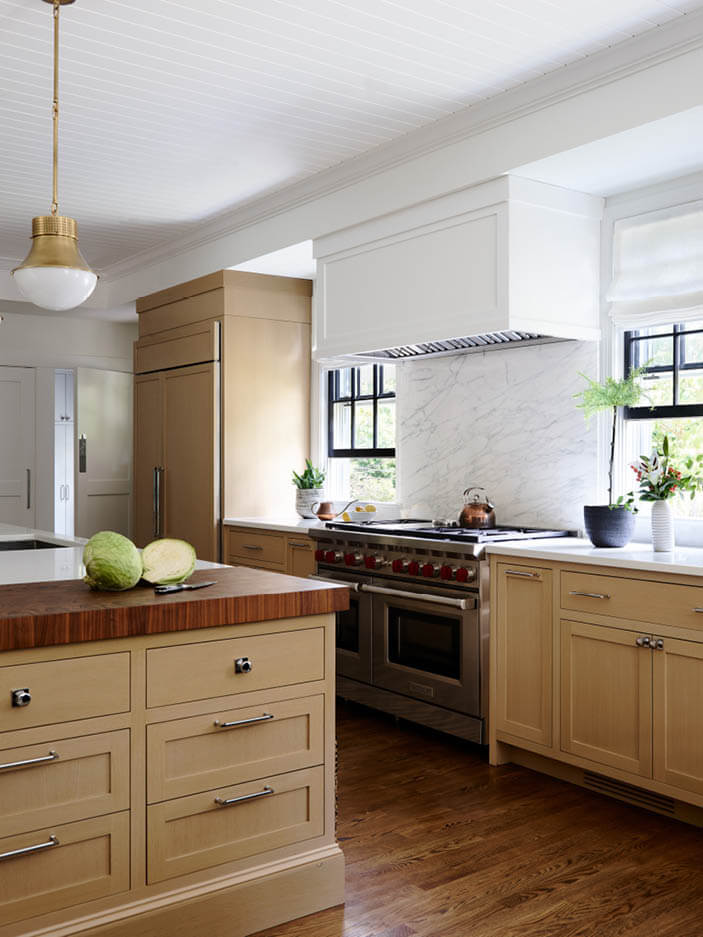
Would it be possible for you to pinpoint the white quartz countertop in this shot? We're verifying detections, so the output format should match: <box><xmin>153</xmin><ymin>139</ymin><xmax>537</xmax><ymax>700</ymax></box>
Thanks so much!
<box><xmin>485</xmin><ymin>537</ymin><xmax>703</xmax><ymax>577</ymax></box>
<box><xmin>223</xmin><ymin>516</ymin><xmax>326</xmax><ymax>535</ymax></box>
<box><xmin>0</xmin><ymin>523</ymin><xmax>221</xmax><ymax>586</ymax></box>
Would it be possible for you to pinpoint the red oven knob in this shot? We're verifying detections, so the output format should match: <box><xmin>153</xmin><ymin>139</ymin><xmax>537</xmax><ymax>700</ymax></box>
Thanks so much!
<box><xmin>421</xmin><ymin>563</ymin><xmax>440</xmax><ymax>578</ymax></box>
<box><xmin>455</xmin><ymin>566</ymin><xmax>475</xmax><ymax>583</ymax></box>
<box><xmin>391</xmin><ymin>558</ymin><xmax>408</xmax><ymax>573</ymax></box>
<box><xmin>344</xmin><ymin>552</ymin><xmax>362</xmax><ymax>567</ymax></box>
<box><xmin>314</xmin><ymin>549</ymin><xmax>325</xmax><ymax>562</ymax></box>
<box><xmin>364</xmin><ymin>554</ymin><xmax>385</xmax><ymax>570</ymax></box>
<box><xmin>407</xmin><ymin>560</ymin><xmax>420</xmax><ymax>576</ymax></box>
<box><xmin>324</xmin><ymin>550</ymin><xmax>342</xmax><ymax>564</ymax></box>
<box><xmin>440</xmin><ymin>565</ymin><xmax>455</xmax><ymax>580</ymax></box>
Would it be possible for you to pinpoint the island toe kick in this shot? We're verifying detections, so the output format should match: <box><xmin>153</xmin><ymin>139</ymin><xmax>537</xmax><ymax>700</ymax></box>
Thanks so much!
<box><xmin>0</xmin><ymin>611</ymin><xmax>343</xmax><ymax>937</ymax></box>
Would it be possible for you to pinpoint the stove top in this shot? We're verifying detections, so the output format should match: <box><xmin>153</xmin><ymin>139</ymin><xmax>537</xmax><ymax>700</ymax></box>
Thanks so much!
<box><xmin>324</xmin><ymin>520</ymin><xmax>574</xmax><ymax>543</ymax></box>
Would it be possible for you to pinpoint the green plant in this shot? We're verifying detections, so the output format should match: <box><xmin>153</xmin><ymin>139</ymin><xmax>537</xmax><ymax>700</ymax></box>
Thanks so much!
<box><xmin>291</xmin><ymin>459</ymin><xmax>326</xmax><ymax>490</ymax></box>
<box><xmin>631</xmin><ymin>435</ymin><xmax>703</xmax><ymax>502</ymax></box>
<box><xmin>574</xmin><ymin>367</ymin><xmax>648</xmax><ymax>509</ymax></box>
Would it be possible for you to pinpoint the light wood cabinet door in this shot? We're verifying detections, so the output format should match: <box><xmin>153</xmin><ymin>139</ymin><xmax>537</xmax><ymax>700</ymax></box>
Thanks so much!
<box><xmin>653</xmin><ymin>636</ymin><xmax>703</xmax><ymax>795</ymax></box>
<box><xmin>561</xmin><ymin>620</ymin><xmax>652</xmax><ymax>777</ymax></box>
<box><xmin>162</xmin><ymin>363</ymin><xmax>219</xmax><ymax>562</ymax></box>
<box><xmin>134</xmin><ymin>372</ymin><xmax>163</xmax><ymax>548</ymax></box>
<box><xmin>287</xmin><ymin>537</ymin><xmax>315</xmax><ymax>578</ymax></box>
<box><xmin>494</xmin><ymin>563</ymin><xmax>553</xmax><ymax>747</ymax></box>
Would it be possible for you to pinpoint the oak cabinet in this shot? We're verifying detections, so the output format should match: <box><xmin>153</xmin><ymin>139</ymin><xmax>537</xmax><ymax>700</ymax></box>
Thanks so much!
<box><xmin>560</xmin><ymin>620</ymin><xmax>652</xmax><ymax>777</ymax></box>
<box><xmin>226</xmin><ymin>524</ymin><xmax>316</xmax><ymax>579</ymax></box>
<box><xmin>653</xmin><ymin>637</ymin><xmax>703</xmax><ymax>795</ymax></box>
<box><xmin>494</xmin><ymin>563</ymin><xmax>553</xmax><ymax>747</ymax></box>
<box><xmin>287</xmin><ymin>537</ymin><xmax>316</xmax><ymax>578</ymax></box>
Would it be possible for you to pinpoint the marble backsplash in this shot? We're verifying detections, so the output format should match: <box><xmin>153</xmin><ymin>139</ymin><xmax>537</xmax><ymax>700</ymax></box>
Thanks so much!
<box><xmin>396</xmin><ymin>340</ymin><xmax>599</xmax><ymax>531</ymax></box>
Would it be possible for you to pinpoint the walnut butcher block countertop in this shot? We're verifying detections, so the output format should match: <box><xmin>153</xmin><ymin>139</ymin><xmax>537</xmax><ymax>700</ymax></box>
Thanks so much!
<box><xmin>0</xmin><ymin>566</ymin><xmax>349</xmax><ymax>652</ymax></box>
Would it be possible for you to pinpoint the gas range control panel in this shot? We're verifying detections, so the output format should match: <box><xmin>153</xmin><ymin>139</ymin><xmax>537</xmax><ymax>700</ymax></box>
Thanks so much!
<box><xmin>314</xmin><ymin>545</ymin><xmax>478</xmax><ymax>582</ymax></box>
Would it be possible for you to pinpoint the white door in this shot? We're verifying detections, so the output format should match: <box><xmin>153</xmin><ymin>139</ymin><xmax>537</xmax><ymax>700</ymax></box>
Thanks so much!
<box><xmin>54</xmin><ymin>422</ymin><xmax>75</xmax><ymax>537</ymax></box>
<box><xmin>0</xmin><ymin>367</ymin><xmax>35</xmax><ymax>527</ymax></box>
<box><xmin>75</xmin><ymin>368</ymin><xmax>132</xmax><ymax>539</ymax></box>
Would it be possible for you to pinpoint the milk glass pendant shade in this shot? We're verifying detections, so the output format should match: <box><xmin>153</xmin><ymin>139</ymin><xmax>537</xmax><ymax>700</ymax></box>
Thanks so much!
<box><xmin>11</xmin><ymin>0</ymin><xmax>98</xmax><ymax>311</ymax></box>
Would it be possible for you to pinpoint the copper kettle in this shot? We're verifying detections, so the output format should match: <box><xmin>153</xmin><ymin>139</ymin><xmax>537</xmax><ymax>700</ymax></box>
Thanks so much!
<box><xmin>458</xmin><ymin>487</ymin><xmax>496</xmax><ymax>529</ymax></box>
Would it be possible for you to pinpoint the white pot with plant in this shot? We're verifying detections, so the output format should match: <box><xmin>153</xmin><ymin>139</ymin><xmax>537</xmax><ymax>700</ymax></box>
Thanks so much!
<box><xmin>574</xmin><ymin>368</ymin><xmax>647</xmax><ymax>548</ymax></box>
<box><xmin>629</xmin><ymin>435</ymin><xmax>703</xmax><ymax>552</ymax></box>
<box><xmin>292</xmin><ymin>459</ymin><xmax>326</xmax><ymax>518</ymax></box>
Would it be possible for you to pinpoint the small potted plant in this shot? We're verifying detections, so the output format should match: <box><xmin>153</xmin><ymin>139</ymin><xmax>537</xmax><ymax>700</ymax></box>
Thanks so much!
<box><xmin>630</xmin><ymin>435</ymin><xmax>703</xmax><ymax>552</ymax></box>
<box><xmin>574</xmin><ymin>368</ymin><xmax>646</xmax><ymax>547</ymax></box>
<box><xmin>292</xmin><ymin>459</ymin><xmax>326</xmax><ymax>518</ymax></box>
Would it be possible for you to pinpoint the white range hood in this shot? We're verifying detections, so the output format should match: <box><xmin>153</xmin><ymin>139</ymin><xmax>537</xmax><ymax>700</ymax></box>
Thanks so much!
<box><xmin>312</xmin><ymin>175</ymin><xmax>603</xmax><ymax>363</ymax></box>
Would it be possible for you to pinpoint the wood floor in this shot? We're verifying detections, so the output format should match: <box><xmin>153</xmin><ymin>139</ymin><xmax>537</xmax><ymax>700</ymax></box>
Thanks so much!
<box><xmin>254</xmin><ymin>700</ymin><xmax>703</xmax><ymax>937</ymax></box>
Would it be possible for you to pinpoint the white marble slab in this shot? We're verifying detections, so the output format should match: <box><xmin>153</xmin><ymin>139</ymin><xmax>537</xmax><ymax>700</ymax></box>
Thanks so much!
<box><xmin>486</xmin><ymin>537</ymin><xmax>703</xmax><ymax>577</ymax></box>
<box><xmin>396</xmin><ymin>341</ymin><xmax>599</xmax><ymax>530</ymax></box>
<box><xmin>224</xmin><ymin>516</ymin><xmax>327</xmax><ymax>535</ymax></box>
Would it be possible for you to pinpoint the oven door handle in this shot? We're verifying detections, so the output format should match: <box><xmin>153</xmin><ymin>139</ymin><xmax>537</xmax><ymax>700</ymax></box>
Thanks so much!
<box><xmin>359</xmin><ymin>583</ymin><xmax>470</xmax><ymax>610</ymax></box>
<box><xmin>307</xmin><ymin>574</ymin><xmax>361</xmax><ymax>592</ymax></box>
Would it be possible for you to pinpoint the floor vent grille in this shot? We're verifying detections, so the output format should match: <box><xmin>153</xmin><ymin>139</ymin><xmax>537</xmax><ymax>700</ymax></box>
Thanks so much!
<box><xmin>583</xmin><ymin>771</ymin><xmax>676</xmax><ymax>816</ymax></box>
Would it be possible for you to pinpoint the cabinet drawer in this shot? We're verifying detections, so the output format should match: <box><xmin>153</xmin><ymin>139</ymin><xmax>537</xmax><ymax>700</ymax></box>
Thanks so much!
<box><xmin>227</xmin><ymin>528</ymin><xmax>286</xmax><ymax>567</ymax></box>
<box><xmin>146</xmin><ymin>628</ymin><xmax>324</xmax><ymax>708</ymax></box>
<box><xmin>147</xmin><ymin>766</ymin><xmax>323</xmax><ymax>883</ymax></box>
<box><xmin>561</xmin><ymin>570</ymin><xmax>703</xmax><ymax>632</ymax></box>
<box><xmin>0</xmin><ymin>653</ymin><xmax>131</xmax><ymax>732</ymax></box>
<box><xmin>0</xmin><ymin>729</ymin><xmax>130</xmax><ymax>838</ymax></box>
<box><xmin>0</xmin><ymin>812</ymin><xmax>130</xmax><ymax>926</ymax></box>
<box><xmin>147</xmin><ymin>695</ymin><xmax>324</xmax><ymax>802</ymax></box>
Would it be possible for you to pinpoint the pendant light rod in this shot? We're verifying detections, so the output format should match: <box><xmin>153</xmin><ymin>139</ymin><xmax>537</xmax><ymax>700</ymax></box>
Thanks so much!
<box><xmin>52</xmin><ymin>0</ymin><xmax>59</xmax><ymax>215</ymax></box>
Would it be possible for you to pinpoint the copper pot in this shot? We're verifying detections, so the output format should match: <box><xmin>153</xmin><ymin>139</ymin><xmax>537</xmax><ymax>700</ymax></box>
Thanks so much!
<box><xmin>458</xmin><ymin>487</ymin><xmax>496</xmax><ymax>529</ymax></box>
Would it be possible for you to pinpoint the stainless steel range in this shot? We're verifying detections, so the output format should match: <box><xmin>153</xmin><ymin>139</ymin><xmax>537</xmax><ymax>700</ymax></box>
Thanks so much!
<box><xmin>311</xmin><ymin>520</ymin><xmax>571</xmax><ymax>743</ymax></box>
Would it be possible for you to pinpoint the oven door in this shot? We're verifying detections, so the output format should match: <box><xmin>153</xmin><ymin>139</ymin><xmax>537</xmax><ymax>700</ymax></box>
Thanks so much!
<box><xmin>309</xmin><ymin>571</ymin><xmax>373</xmax><ymax>683</ymax></box>
<box><xmin>368</xmin><ymin>579</ymin><xmax>480</xmax><ymax>715</ymax></box>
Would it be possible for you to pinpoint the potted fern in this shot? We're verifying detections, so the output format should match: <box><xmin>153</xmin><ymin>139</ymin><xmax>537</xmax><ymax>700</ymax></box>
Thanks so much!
<box><xmin>292</xmin><ymin>459</ymin><xmax>326</xmax><ymax>518</ymax></box>
<box><xmin>574</xmin><ymin>368</ymin><xmax>646</xmax><ymax>547</ymax></box>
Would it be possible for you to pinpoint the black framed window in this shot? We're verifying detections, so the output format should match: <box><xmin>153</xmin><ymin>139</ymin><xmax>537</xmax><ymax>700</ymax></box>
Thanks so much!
<box><xmin>328</xmin><ymin>364</ymin><xmax>396</xmax><ymax>458</ymax></box>
<box><xmin>624</xmin><ymin>322</ymin><xmax>703</xmax><ymax>419</ymax></box>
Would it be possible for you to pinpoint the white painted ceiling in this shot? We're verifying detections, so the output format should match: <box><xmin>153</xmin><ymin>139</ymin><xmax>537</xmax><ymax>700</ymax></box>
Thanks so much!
<box><xmin>2</xmin><ymin>0</ymin><xmax>703</xmax><ymax>275</ymax></box>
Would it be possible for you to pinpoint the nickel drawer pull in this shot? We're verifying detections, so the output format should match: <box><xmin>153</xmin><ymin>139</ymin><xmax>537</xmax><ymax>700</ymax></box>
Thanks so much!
<box><xmin>0</xmin><ymin>750</ymin><xmax>58</xmax><ymax>772</ymax></box>
<box><xmin>288</xmin><ymin>541</ymin><xmax>310</xmax><ymax>548</ymax></box>
<box><xmin>242</xmin><ymin>544</ymin><xmax>264</xmax><ymax>551</ymax></box>
<box><xmin>504</xmin><ymin>569</ymin><xmax>540</xmax><ymax>579</ymax></box>
<box><xmin>215</xmin><ymin>786</ymin><xmax>274</xmax><ymax>807</ymax></box>
<box><xmin>214</xmin><ymin>713</ymin><xmax>274</xmax><ymax>729</ymax></box>
<box><xmin>693</xmin><ymin>608</ymin><xmax>703</xmax><ymax>613</ymax></box>
<box><xmin>569</xmin><ymin>591</ymin><xmax>610</xmax><ymax>600</ymax></box>
<box><xmin>0</xmin><ymin>835</ymin><xmax>59</xmax><ymax>862</ymax></box>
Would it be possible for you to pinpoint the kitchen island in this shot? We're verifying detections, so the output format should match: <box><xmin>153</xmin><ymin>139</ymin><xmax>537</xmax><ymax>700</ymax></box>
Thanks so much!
<box><xmin>487</xmin><ymin>538</ymin><xmax>703</xmax><ymax>824</ymax></box>
<box><xmin>0</xmin><ymin>563</ymin><xmax>348</xmax><ymax>937</ymax></box>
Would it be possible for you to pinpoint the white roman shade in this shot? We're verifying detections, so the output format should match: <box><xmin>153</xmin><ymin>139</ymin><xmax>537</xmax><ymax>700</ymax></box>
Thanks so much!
<box><xmin>607</xmin><ymin>201</ymin><xmax>703</xmax><ymax>328</ymax></box>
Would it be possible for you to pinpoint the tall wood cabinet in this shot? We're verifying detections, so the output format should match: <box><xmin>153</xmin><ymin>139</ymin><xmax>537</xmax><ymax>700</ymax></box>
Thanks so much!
<box><xmin>134</xmin><ymin>272</ymin><xmax>312</xmax><ymax>562</ymax></box>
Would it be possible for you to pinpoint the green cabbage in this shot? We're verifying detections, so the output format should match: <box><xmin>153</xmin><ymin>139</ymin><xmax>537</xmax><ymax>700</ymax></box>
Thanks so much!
<box><xmin>83</xmin><ymin>531</ymin><xmax>143</xmax><ymax>591</ymax></box>
<box><xmin>141</xmin><ymin>538</ymin><xmax>197</xmax><ymax>585</ymax></box>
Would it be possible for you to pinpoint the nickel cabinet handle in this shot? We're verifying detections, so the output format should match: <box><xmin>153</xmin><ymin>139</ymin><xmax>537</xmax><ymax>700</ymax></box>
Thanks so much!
<box><xmin>693</xmin><ymin>608</ymin><xmax>703</xmax><ymax>613</ymax></box>
<box><xmin>569</xmin><ymin>591</ymin><xmax>610</xmax><ymax>600</ymax></box>
<box><xmin>242</xmin><ymin>543</ymin><xmax>264</xmax><ymax>551</ymax></box>
<box><xmin>636</xmin><ymin>636</ymin><xmax>651</xmax><ymax>648</ymax></box>
<box><xmin>215</xmin><ymin>786</ymin><xmax>274</xmax><ymax>808</ymax></box>
<box><xmin>26</xmin><ymin>468</ymin><xmax>31</xmax><ymax>510</ymax></box>
<box><xmin>0</xmin><ymin>750</ymin><xmax>58</xmax><ymax>772</ymax></box>
<box><xmin>504</xmin><ymin>569</ymin><xmax>540</xmax><ymax>579</ymax></box>
<box><xmin>214</xmin><ymin>713</ymin><xmax>273</xmax><ymax>729</ymax></box>
<box><xmin>0</xmin><ymin>835</ymin><xmax>59</xmax><ymax>862</ymax></box>
<box><xmin>288</xmin><ymin>541</ymin><xmax>310</xmax><ymax>548</ymax></box>
<box><xmin>654</xmin><ymin>639</ymin><xmax>665</xmax><ymax>650</ymax></box>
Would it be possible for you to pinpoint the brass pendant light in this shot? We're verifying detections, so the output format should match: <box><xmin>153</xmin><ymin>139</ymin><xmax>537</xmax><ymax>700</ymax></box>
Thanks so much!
<box><xmin>12</xmin><ymin>0</ymin><xmax>98</xmax><ymax>312</ymax></box>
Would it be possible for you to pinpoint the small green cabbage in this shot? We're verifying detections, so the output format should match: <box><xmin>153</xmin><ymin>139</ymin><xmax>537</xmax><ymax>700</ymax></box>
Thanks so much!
<box><xmin>83</xmin><ymin>531</ymin><xmax>143</xmax><ymax>592</ymax></box>
<box><xmin>141</xmin><ymin>538</ymin><xmax>197</xmax><ymax>585</ymax></box>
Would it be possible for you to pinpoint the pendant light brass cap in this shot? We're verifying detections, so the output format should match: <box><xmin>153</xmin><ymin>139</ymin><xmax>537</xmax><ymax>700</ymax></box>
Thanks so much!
<box><xmin>31</xmin><ymin>214</ymin><xmax>78</xmax><ymax>239</ymax></box>
<box><xmin>12</xmin><ymin>215</ymin><xmax>93</xmax><ymax>273</ymax></box>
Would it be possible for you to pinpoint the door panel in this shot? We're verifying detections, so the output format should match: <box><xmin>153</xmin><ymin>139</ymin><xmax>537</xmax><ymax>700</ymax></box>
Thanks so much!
<box><xmin>653</xmin><ymin>636</ymin><xmax>703</xmax><ymax>795</ymax></box>
<box><xmin>561</xmin><ymin>619</ymin><xmax>652</xmax><ymax>777</ymax></box>
<box><xmin>495</xmin><ymin>563</ymin><xmax>553</xmax><ymax>747</ymax></box>
<box><xmin>134</xmin><ymin>373</ymin><xmax>163</xmax><ymax>548</ymax></box>
<box><xmin>162</xmin><ymin>363</ymin><xmax>218</xmax><ymax>561</ymax></box>
<box><xmin>75</xmin><ymin>368</ymin><xmax>132</xmax><ymax>539</ymax></box>
<box><xmin>0</xmin><ymin>367</ymin><xmax>35</xmax><ymax>527</ymax></box>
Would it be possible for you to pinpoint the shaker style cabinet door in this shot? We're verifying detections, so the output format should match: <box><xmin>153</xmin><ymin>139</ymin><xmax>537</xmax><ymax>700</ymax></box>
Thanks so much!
<box><xmin>653</xmin><ymin>636</ymin><xmax>703</xmax><ymax>796</ymax></box>
<box><xmin>561</xmin><ymin>620</ymin><xmax>652</xmax><ymax>778</ymax></box>
<box><xmin>494</xmin><ymin>563</ymin><xmax>553</xmax><ymax>747</ymax></box>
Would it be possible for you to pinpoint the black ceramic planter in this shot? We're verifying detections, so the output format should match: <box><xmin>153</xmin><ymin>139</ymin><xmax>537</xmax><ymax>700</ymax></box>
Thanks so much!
<box><xmin>583</xmin><ymin>505</ymin><xmax>635</xmax><ymax>548</ymax></box>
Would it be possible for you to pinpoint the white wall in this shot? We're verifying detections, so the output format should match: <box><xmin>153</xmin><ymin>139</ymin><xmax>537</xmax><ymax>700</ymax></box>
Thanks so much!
<box><xmin>396</xmin><ymin>341</ymin><xmax>599</xmax><ymax>531</ymax></box>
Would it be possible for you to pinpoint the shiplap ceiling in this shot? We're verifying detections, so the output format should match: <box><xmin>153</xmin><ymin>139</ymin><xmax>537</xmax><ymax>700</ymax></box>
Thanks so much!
<box><xmin>2</xmin><ymin>0</ymin><xmax>702</xmax><ymax>273</ymax></box>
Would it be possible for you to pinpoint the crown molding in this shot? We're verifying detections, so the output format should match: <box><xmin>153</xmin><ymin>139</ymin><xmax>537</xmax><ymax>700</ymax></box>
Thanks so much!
<box><xmin>32</xmin><ymin>10</ymin><xmax>703</xmax><ymax>297</ymax></box>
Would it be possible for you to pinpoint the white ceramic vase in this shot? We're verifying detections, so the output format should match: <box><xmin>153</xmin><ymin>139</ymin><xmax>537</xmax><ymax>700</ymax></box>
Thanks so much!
<box><xmin>651</xmin><ymin>499</ymin><xmax>675</xmax><ymax>552</ymax></box>
<box><xmin>295</xmin><ymin>488</ymin><xmax>323</xmax><ymax>519</ymax></box>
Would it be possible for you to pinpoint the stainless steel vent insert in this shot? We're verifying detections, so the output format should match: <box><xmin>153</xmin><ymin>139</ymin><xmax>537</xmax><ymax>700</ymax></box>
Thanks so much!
<box><xmin>356</xmin><ymin>332</ymin><xmax>566</xmax><ymax>361</ymax></box>
<box><xmin>583</xmin><ymin>770</ymin><xmax>676</xmax><ymax>816</ymax></box>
